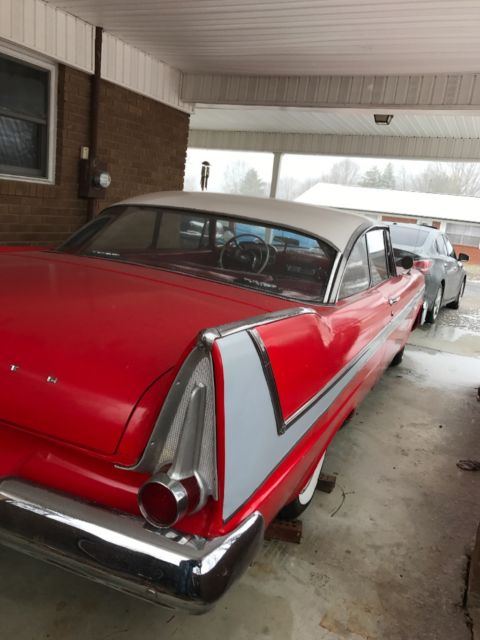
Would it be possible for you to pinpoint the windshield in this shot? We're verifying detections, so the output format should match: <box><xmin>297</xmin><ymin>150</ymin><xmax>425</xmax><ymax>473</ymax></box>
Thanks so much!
<box><xmin>389</xmin><ymin>225</ymin><xmax>430</xmax><ymax>249</ymax></box>
<box><xmin>57</xmin><ymin>205</ymin><xmax>337</xmax><ymax>303</ymax></box>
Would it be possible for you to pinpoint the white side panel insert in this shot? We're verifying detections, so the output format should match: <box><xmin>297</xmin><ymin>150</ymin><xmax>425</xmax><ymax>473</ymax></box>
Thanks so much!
<box><xmin>220</xmin><ymin>332</ymin><xmax>277</xmax><ymax>520</ymax></box>
<box><xmin>219</xmin><ymin>330</ymin><xmax>340</xmax><ymax>520</ymax></box>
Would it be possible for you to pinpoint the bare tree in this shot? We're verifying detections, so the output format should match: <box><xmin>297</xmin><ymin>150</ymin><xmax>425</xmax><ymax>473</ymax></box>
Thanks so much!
<box><xmin>322</xmin><ymin>159</ymin><xmax>360</xmax><ymax>186</ymax></box>
<box><xmin>396</xmin><ymin>166</ymin><xmax>411</xmax><ymax>191</ymax></box>
<box><xmin>221</xmin><ymin>160</ymin><xmax>249</xmax><ymax>194</ymax></box>
<box><xmin>409</xmin><ymin>162</ymin><xmax>480</xmax><ymax>196</ymax></box>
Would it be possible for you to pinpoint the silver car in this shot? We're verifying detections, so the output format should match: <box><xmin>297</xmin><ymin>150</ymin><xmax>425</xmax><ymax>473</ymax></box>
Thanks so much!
<box><xmin>389</xmin><ymin>223</ymin><xmax>469</xmax><ymax>323</ymax></box>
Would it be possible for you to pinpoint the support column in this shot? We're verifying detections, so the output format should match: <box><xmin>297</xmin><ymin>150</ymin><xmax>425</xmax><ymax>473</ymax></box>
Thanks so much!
<box><xmin>269</xmin><ymin>152</ymin><xmax>282</xmax><ymax>199</ymax></box>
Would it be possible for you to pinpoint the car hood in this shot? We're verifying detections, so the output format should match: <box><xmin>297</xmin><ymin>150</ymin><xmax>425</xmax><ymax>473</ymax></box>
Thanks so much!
<box><xmin>0</xmin><ymin>251</ymin><xmax>278</xmax><ymax>454</ymax></box>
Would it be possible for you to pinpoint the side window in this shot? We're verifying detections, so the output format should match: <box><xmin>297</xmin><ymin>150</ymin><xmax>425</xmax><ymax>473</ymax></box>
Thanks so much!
<box><xmin>443</xmin><ymin>235</ymin><xmax>456</xmax><ymax>258</ymax></box>
<box><xmin>436</xmin><ymin>237</ymin><xmax>447</xmax><ymax>255</ymax></box>
<box><xmin>89</xmin><ymin>208</ymin><xmax>156</xmax><ymax>251</ymax></box>
<box><xmin>366</xmin><ymin>229</ymin><xmax>389</xmax><ymax>285</ymax></box>
<box><xmin>339</xmin><ymin>237</ymin><xmax>370</xmax><ymax>299</ymax></box>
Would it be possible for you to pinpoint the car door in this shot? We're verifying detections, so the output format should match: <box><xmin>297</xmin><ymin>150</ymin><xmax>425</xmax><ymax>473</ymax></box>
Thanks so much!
<box><xmin>332</xmin><ymin>231</ymin><xmax>391</xmax><ymax>398</ymax></box>
<box><xmin>442</xmin><ymin>235</ymin><xmax>462</xmax><ymax>301</ymax></box>
<box><xmin>379</xmin><ymin>228</ymin><xmax>423</xmax><ymax>362</ymax></box>
<box><xmin>363</xmin><ymin>228</ymin><xmax>409</xmax><ymax>368</ymax></box>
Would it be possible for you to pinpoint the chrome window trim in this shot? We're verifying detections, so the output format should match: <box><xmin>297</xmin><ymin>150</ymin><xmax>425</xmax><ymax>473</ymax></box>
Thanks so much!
<box><xmin>247</xmin><ymin>328</ymin><xmax>285</xmax><ymax>435</ymax></box>
<box><xmin>323</xmin><ymin>250</ymin><xmax>342</xmax><ymax>303</ymax></box>
<box><xmin>60</xmin><ymin>204</ymin><xmax>339</xmax><ymax>306</ymax></box>
<box><xmin>329</xmin><ymin>223</ymin><xmax>390</xmax><ymax>304</ymax></box>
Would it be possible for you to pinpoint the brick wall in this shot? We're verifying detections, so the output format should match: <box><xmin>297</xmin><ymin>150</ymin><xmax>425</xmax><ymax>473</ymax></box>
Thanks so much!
<box><xmin>382</xmin><ymin>216</ymin><xmax>417</xmax><ymax>224</ymax></box>
<box><xmin>0</xmin><ymin>66</ymin><xmax>90</xmax><ymax>245</ymax></box>
<box><xmin>454</xmin><ymin>243</ymin><xmax>480</xmax><ymax>265</ymax></box>
<box><xmin>96</xmin><ymin>80</ymin><xmax>189</xmax><ymax>210</ymax></box>
<box><xmin>0</xmin><ymin>65</ymin><xmax>189</xmax><ymax>245</ymax></box>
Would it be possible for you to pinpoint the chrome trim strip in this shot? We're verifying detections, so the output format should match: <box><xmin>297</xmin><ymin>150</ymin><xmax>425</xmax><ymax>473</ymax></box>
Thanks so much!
<box><xmin>323</xmin><ymin>251</ymin><xmax>342</xmax><ymax>303</ymax></box>
<box><xmin>221</xmin><ymin>289</ymin><xmax>423</xmax><ymax>520</ymax></box>
<box><xmin>120</xmin><ymin>309</ymin><xmax>314</xmax><ymax>475</ymax></box>
<box><xmin>0</xmin><ymin>479</ymin><xmax>264</xmax><ymax>613</ymax></box>
<box><xmin>283</xmin><ymin>289</ymin><xmax>423</xmax><ymax>430</ymax></box>
<box><xmin>200</xmin><ymin>306</ymin><xmax>316</xmax><ymax>349</ymax></box>
<box><xmin>247</xmin><ymin>329</ymin><xmax>285</xmax><ymax>435</ymax></box>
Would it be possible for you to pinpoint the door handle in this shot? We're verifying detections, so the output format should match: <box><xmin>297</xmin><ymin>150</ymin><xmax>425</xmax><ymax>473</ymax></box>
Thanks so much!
<box><xmin>389</xmin><ymin>296</ymin><xmax>401</xmax><ymax>305</ymax></box>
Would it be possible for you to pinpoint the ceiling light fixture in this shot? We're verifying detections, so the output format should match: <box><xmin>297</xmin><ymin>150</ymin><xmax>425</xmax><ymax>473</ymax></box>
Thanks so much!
<box><xmin>374</xmin><ymin>114</ymin><xmax>394</xmax><ymax>125</ymax></box>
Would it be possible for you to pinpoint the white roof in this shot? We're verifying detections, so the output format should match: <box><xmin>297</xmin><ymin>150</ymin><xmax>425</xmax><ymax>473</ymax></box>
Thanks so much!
<box><xmin>118</xmin><ymin>191</ymin><xmax>372</xmax><ymax>252</ymax></box>
<box><xmin>297</xmin><ymin>182</ymin><xmax>480</xmax><ymax>225</ymax></box>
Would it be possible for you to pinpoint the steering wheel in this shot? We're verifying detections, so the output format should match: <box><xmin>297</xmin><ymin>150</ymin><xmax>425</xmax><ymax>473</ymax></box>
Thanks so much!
<box><xmin>219</xmin><ymin>233</ymin><xmax>270</xmax><ymax>274</ymax></box>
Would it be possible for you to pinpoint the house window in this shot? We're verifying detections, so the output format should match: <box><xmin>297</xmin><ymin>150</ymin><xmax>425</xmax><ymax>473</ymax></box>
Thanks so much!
<box><xmin>0</xmin><ymin>48</ymin><xmax>56</xmax><ymax>182</ymax></box>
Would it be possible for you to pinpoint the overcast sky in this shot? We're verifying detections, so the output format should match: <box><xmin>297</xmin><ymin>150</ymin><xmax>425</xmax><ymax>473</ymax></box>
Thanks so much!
<box><xmin>185</xmin><ymin>147</ymin><xmax>433</xmax><ymax>193</ymax></box>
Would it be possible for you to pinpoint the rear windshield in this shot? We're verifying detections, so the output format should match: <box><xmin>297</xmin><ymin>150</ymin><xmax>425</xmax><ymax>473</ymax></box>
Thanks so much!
<box><xmin>389</xmin><ymin>225</ymin><xmax>430</xmax><ymax>249</ymax></box>
<box><xmin>57</xmin><ymin>205</ymin><xmax>337</xmax><ymax>303</ymax></box>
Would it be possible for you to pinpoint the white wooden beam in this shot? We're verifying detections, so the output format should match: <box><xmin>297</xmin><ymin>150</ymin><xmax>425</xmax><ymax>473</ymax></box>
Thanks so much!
<box><xmin>182</xmin><ymin>73</ymin><xmax>480</xmax><ymax>111</ymax></box>
<box><xmin>188</xmin><ymin>129</ymin><xmax>480</xmax><ymax>161</ymax></box>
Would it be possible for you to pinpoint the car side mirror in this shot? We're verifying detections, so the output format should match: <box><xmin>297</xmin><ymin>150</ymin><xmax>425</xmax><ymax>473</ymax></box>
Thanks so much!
<box><xmin>458</xmin><ymin>252</ymin><xmax>469</xmax><ymax>262</ymax></box>
<box><xmin>400</xmin><ymin>255</ymin><xmax>414</xmax><ymax>270</ymax></box>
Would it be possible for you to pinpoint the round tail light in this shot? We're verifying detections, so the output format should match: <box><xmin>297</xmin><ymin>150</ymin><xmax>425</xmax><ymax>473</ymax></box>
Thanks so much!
<box><xmin>138</xmin><ymin>473</ymin><xmax>201</xmax><ymax>528</ymax></box>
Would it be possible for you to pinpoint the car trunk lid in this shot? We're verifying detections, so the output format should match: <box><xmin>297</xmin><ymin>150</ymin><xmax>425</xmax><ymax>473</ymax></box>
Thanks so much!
<box><xmin>0</xmin><ymin>251</ymin><xmax>278</xmax><ymax>454</ymax></box>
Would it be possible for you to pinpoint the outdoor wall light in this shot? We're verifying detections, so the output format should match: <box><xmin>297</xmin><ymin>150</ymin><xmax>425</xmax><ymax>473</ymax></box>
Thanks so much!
<box><xmin>374</xmin><ymin>114</ymin><xmax>394</xmax><ymax>125</ymax></box>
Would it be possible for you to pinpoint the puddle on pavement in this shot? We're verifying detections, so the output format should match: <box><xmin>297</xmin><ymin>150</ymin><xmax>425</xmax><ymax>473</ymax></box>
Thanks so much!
<box><xmin>403</xmin><ymin>347</ymin><xmax>480</xmax><ymax>389</ymax></box>
<box><xmin>409</xmin><ymin>325</ymin><xmax>480</xmax><ymax>357</ymax></box>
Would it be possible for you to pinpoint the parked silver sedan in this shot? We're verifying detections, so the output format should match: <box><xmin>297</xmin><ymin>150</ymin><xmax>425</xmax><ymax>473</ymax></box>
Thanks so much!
<box><xmin>389</xmin><ymin>223</ymin><xmax>469</xmax><ymax>323</ymax></box>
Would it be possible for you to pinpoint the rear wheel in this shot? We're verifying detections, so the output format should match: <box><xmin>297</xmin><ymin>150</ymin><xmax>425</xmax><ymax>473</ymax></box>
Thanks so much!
<box><xmin>447</xmin><ymin>278</ymin><xmax>466</xmax><ymax>310</ymax></box>
<box><xmin>390</xmin><ymin>346</ymin><xmax>405</xmax><ymax>367</ymax></box>
<box><xmin>278</xmin><ymin>453</ymin><xmax>325</xmax><ymax>520</ymax></box>
<box><xmin>426</xmin><ymin>285</ymin><xmax>443</xmax><ymax>324</ymax></box>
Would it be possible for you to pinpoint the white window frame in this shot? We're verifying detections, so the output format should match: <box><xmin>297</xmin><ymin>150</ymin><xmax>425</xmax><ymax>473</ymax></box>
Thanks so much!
<box><xmin>0</xmin><ymin>42</ymin><xmax>57</xmax><ymax>185</ymax></box>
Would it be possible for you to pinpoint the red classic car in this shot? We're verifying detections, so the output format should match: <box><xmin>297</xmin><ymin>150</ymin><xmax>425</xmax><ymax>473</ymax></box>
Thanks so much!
<box><xmin>0</xmin><ymin>192</ymin><xmax>425</xmax><ymax>612</ymax></box>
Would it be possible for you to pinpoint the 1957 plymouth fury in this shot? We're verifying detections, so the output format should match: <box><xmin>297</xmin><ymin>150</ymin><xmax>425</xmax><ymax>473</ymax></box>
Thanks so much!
<box><xmin>0</xmin><ymin>192</ymin><xmax>425</xmax><ymax>611</ymax></box>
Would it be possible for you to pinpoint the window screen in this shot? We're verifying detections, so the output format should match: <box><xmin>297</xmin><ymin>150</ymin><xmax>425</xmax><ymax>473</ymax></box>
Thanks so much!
<box><xmin>446</xmin><ymin>222</ymin><xmax>480</xmax><ymax>247</ymax></box>
<box><xmin>0</xmin><ymin>53</ymin><xmax>50</xmax><ymax>178</ymax></box>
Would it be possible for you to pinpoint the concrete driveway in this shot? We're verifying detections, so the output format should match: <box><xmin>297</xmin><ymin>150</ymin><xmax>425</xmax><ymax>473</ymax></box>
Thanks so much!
<box><xmin>1</xmin><ymin>284</ymin><xmax>479</xmax><ymax>640</ymax></box>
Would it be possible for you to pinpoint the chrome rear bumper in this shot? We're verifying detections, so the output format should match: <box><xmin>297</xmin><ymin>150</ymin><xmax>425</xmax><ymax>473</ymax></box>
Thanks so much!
<box><xmin>0</xmin><ymin>479</ymin><xmax>264</xmax><ymax>613</ymax></box>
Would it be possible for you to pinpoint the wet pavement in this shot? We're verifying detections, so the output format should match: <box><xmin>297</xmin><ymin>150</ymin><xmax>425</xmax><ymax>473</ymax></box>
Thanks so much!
<box><xmin>410</xmin><ymin>279</ymin><xmax>480</xmax><ymax>357</ymax></box>
<box><xmin>1</xmin><ymin>284</ymin><xmax>480</xmax><ymax>640</ymax></box>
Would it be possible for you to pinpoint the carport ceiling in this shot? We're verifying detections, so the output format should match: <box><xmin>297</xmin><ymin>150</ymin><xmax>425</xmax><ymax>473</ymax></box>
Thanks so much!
<box><xmin>48</xmin><ymin>0</ymin><xmax>480</xmax><ymax>76</ymax></box>
<box><xmin>190</xmin><ymin>108</ymin><xmax>480</xmax><ymax>138</ymax></box>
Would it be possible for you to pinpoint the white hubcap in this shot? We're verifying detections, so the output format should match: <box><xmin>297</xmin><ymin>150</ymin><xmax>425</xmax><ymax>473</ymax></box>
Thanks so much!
<box><xmin>298</xmin><ymin>453</ymin><xmax>326</xmax><ymax>505</ymax></box>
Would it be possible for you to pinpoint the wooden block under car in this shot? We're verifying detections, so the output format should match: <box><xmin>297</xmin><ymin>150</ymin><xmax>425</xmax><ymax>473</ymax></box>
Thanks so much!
<box><xmin>265</xmin><ymin>519</ymin><xmax>303</xmax><ymax>544</ymax></box>
<box><xmin>316</xmin><ymin>472</ymin><xmax>337</xmax><ymax>494</ymax></box>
